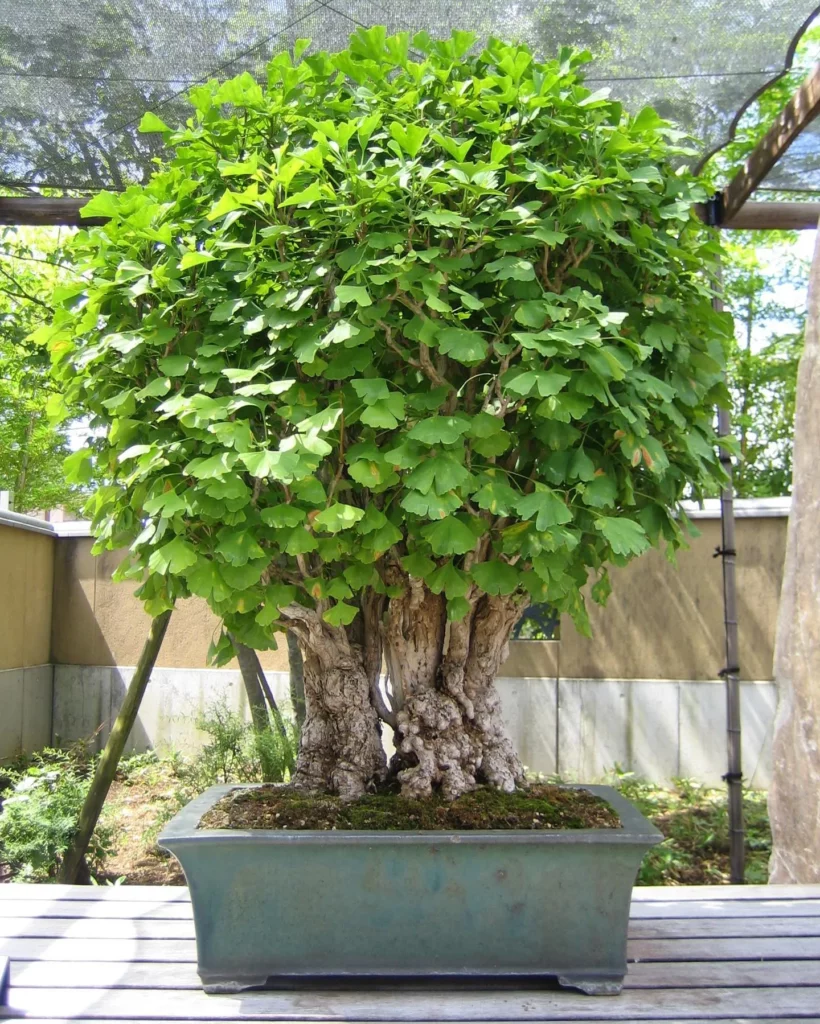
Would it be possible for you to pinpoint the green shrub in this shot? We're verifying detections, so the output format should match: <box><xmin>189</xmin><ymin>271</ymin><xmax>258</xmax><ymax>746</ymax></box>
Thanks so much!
<box><xmin>0</xmin><ymin>749</ymin><xmax>114</xmax><ymax>881</ymax></box>
<box><xmin>609</xmin><ymin>769</ymin><xmax>771</xmax><ymax>885</ymax></box>
<box><xmin>180</xmin><ymin>701</ymin><xmax>298</xmax><ymax>792</ymax></box>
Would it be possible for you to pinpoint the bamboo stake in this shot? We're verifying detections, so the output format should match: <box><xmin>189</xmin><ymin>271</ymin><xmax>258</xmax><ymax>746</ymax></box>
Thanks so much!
<box><xmin>713</xmin><ymin>267</ymin><xmax>745</xmax><ymax>885</ymax></box>
<box><xmin>57</xmin><ymin>610</ymin><xmax>172</xmax><ymax>884</ymax></box>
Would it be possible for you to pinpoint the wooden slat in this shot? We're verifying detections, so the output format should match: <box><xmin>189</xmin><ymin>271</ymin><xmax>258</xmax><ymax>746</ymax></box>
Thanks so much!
<box><xmin>631</xmin><ymin>885</ymin><xmax>820</xmax><ymax>901</ymax></box>
<box><xmin>11</xmin><ymin>1015</ymin><xmax>818</xmax><ymax>1024</ymax></box>
<box><xmin>628</xmin><ymin>937</ymin><xmax>820</xmax><ymax>962</ymax></box>
<box><xmin>4</xmin><ymin>934</ymin><xmax>820</xmax><ymax>965</ymax></box>
<box><xmin>629</xmin><ymin>917</ymin><xmax>820</xmax><ymax>940</ymax></box>
<box><xmin>1</xmin><ymin>883</ymin><xmax>818</xmax><ymax>902</ymax></box>
<box><xmin>5</xmin><ymin>914</ymin><xmax>820</xmax><ymax>942</ymax></box>
<box><xmin>6</xmin><ymin>984</ymin><xmax>820</xmax><ymax>1020</ymax></box>
<box><xmin>5</xmin><ymin>894</ymin><xmax>820</xmax><ymax>922</ymax></box>
<box><xmin>2</xmin><ymin>884</ymin><xmax>820</xmax><ymax>1023</ymax></box>
<box><xmin>0</xmin><ymin>917</ymin><xmax>196</xmax><ymax>939</ymax></box>
<box><xmin>625</xmin><ymin>959</ymin><xmax>820</xmax><ymax>989</ymax></box>
<box><xmin>0</xmin><ymin>884</ymin><xmax>190</xmax><ymax>902</ymax></box>
<box><xmin>0</xmin><ymin>937</ymin><xmax>197</xmax><ymax>962</ymax></box>
<box><xmin>723</xmin><ymin>63</ymin><xmax>820</xmax><ymax>222</ymax></box>
<box><xmin>5</xmin><ymin>883</ymin><xmax>820</xmax><ymax>901</ymax></box>
<box><xmin>11</xmin><ymin>1020</ymin><xmax>820</xmax><ymax>1024</ymax></box>
<box><xmin>631</xmin><ymin>898</ymin><xmax>820</xmax><ymax>919</ymax></box>
<box><xmin>0</xmin><ymin>899</ymin><xmax>194</xmax><ymax>920</ymax></box>
<box><xmin>9</xmin><ymin>958</ymin><xmax>820</xmax><ymax>992</ymax></box>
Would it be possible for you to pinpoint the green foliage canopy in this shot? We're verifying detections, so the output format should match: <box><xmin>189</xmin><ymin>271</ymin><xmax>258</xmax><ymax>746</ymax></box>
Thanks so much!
<box><xmin>0</xmin><ymin>228</ymin><xmax>84</xmax><ymax>515</ymax></box>
<box><xmin>46</xmin><ymin>29</ymin><xmax>732</xmax><ymax>655</ymax></box>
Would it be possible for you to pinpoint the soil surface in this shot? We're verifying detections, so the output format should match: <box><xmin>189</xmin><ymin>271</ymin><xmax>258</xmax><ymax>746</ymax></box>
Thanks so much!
<box><xmin>199</xmin><ymin>784</ymin><xmax>622</xmax><ymax>831</ymax></box>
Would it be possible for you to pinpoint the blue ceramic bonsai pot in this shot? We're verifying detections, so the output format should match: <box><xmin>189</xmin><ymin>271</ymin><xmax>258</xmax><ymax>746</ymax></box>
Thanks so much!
<box><xmin>159</xmin><ymin>783</ymin><xmax>661</xmax><ymax>996</ymax></box>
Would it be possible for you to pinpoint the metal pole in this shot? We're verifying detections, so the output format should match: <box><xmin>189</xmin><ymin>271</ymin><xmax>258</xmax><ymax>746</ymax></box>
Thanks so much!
<box><xmin>713</xmin><ymin>260</ymin><xmax>745</xmax><ymax>884</ymax></box>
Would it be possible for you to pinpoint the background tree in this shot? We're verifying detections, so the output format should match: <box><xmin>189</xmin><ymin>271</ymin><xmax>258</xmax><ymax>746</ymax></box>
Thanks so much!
<box><xmin>0</xmin><ymin>227</ymin><xmax>84</xmax><ymax>514</ymax></box>
<box><xmin>721</xmin><ymin>234</ymin><xmax>807</xmax><ymax>497</ymax></box>
<box><xmin>47</xmin><ymin>30</ymin><xmax>731</xmax><ymax>800</ymax></box>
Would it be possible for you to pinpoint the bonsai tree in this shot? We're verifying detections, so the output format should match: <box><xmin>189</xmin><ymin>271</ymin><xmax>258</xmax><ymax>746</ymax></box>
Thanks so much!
<box><xmin>46</xmin><ymin>29</ymin><xmax>731</xmax><ymax>800</ymax></box>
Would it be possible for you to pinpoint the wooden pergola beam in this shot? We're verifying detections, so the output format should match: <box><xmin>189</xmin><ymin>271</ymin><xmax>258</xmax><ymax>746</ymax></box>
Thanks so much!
<box><xmin>0</xmin><ymin>196</ymin><xmax>105</xmax><ymax>227</ymax></box>
<box><xmin>3</xmin><ymin>193</ymin><xmax>819</xmax><ymax>232</ymax></box>
<box><xmin>711</xmin><ymin>201</ymin><xmax>820</xmax><ymax>231</ymax></box>
<box><xmin>723</xmin><ymin>63</ymin><xmax>820</xmax><ymax>224</ymax></box>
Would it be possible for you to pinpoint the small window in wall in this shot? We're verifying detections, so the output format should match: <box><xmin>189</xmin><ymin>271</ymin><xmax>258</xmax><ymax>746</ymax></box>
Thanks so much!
<box><xmin>512</xmin><ymin>604</ymin><xmax>560</xmax><ymax>641</ymax></box>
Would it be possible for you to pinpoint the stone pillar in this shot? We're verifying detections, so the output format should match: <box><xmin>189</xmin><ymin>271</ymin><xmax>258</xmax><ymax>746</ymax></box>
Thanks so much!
<box><xmin>768</xmin><ymin>226</ymin><xmax>820</xmax><ymax>883</ymax></box>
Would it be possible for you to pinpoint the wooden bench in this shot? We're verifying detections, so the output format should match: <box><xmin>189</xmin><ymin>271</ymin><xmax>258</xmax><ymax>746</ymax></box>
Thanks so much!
<box><xmin>1</xmin><ymin>882</ymin><xmax>819</xmax><ymax>1020</ymax></box>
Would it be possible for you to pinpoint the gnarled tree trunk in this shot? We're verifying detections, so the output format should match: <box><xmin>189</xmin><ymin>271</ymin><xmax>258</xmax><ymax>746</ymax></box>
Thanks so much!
<box><xmin>282</xmin><ymin>605</ymin><xmax>385</xmax><ymax>800</ymax></box>
<box><xmin>387</xmin><ymin>584</ymin><xmax>527</xmax><ymax>800</ymax></box>
<box><xmin>280</xmin><ymin>580</ymin><xmax>527</xmax><ymax>802</ymax></box>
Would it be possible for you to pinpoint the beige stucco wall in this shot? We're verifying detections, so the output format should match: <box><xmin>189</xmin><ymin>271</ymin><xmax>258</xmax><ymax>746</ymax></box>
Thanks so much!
<box><xmin>557</xmin><ymin>517</ymin><xmax>786</xmax><ymax>682</ymax></box>
<box><xmin>49</xmin><ymin>515</ymin><xmax>786</xmax><ymax>682</ymax></box>
<box><xmin>0</xmin><ymin>522</ymin><xmax>54</xmax><ymax>671</ymax></box>
<box><xmin>51</xmin><ymin>541</ymin><xmax>289</xmax><ymax>672</ymax></box>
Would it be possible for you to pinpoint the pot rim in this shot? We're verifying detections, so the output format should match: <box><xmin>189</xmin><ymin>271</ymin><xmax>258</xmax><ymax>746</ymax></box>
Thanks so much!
<box><xmin>159</xmin><ymin>783</ymin><xmax>663</xmax><ymax>849</ymax></box>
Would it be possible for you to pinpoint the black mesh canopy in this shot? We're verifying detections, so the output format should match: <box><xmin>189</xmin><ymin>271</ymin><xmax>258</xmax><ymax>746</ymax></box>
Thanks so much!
<box><xmin>1</xmin><ymin>0</ymin><xmax>818</xmax><ymax>192</ymax></box>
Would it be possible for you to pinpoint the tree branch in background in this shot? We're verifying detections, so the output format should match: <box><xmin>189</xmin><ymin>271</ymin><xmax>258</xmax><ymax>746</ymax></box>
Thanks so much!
<box><xmin>287</xmin><ymin>632</ymin><xmax>306</xmax><ymax>730</ymax></box>
<box><xmin>231</xmin><ymin>636</ymin><xmax>296</xmax><ymax>776</ymax></box>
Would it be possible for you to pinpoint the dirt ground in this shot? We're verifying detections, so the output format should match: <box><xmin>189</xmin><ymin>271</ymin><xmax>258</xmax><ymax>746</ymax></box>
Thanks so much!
<box><xmin>100</xmin><ymin>777</ymin><xmax>185</xmax><ymax>885</ymax></box>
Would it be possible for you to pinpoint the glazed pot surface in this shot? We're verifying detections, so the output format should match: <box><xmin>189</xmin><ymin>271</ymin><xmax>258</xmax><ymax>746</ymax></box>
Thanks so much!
<box><xmin>159</xmin><ymin>783</ymin><xmax>661</xmax><ymax>996</ymax></box>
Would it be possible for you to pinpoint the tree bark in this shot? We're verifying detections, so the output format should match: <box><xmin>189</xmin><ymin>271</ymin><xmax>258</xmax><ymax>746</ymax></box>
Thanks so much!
<box><xmin>282</xmin><ymin>607</ymin><xmax>385</xmax><ymax>800</ymax></box>
<box><xmin>232</xmin><ymin>638</ymin><xmax>296</xmax><ymax>777</ymax></box>
<box><xmin>232</xmin><ymin>636</ymin><xmax>270</xmax><ymax>735</ymax></box>
<box><xmin>768</xmin><ymin>225</ymin><xmax>820</xmax><ymax>883</ymax></box>
<box><xmin>387</xmin><ymin>584</ymin><xmax>527</xmax><ymax>800</ymax></box>
<box><xmin>280</xmin><ymin>579</ymin><xmax>526</xmax><ymax>802</ymax></box>
<box><xmin>286</xmin><ymin>631</ymin><xmax>306</xmax><ymax>729</ymax></box>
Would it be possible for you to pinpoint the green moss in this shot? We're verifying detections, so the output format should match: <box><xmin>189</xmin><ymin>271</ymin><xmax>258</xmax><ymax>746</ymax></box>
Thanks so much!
<box><xmin>198</xmin><ymin>784</ymin><xmax>622</xmax><ymax>832</ymax></box>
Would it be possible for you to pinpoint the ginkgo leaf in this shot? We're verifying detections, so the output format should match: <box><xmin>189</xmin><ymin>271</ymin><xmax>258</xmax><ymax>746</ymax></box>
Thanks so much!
<box><xmin>352</xmin><ymin>378</ymin><xmax>390</xmax><ymax>403</ymax></box>
<box><xmin>581</xmin><ymin>475</ymin><xmax>618</xmax><ymax>508</ymax></box>
<box><xmin>516</xmin><ymin>488</ymin><xmax>573</xmax><ymax>530</ymax></box>
<box><xmin>594</xmin><ymin>516</ymin><xmax>649</xmax><ymax>556</ymax></box>
<box><xmin>435</xmin><ymin>327</ymin><xmax>488</xmax><ymax>365</ymax></box>
<box><xmin>313</xmin><ymin>503</ymin><xmax>365</xmax><ymax>533</ymax></box>
<box><xmin>179</xmin><ymin>250</ymin><xmax>217</xmax><ymax>270</ymax></box>
<box><xmin>157</xmin><ymin>355</ymin><xmax>190</xmax><ymax>377</ymax></box>
<box><xmin>471</xmin><ymin>479</ymin><xmax>519</xmax><ymax>515</ymax></box>
<box><xmin>401</xmin><ymin>552</ymin><xmax>437</xmax><ymax>578</ymax></box>
<box><xmin>360</xmin><ymin>394</ymin><xmax>405</xmax><ymax>428</ymax></box>
<box><xmin>420</xmin><ymin>516</ymin><xmax>477</xmax><ymax>556</ymax></box>
<box><xmin>260</xmin><ymin>506</ymin><xmax>306</xmax><ymax>528</ymax></box>
<box><xmin>471</xmin><ymin>560</ymin><xmax>520</xmax><ymax>596</ymax></box>
<box><xmin>401</xmin><ymin>489</ymin><xmax>462</xmax><ymax>519</ymax></box>
<box><xmin>335</xmin><ymin>285</ymin><xmax>372</xmax><ymax>306</ymax></box>
<box><xmin>138</xmin><ymin>112</ymin><xmax>171</xmax><ymax>133</ymax></box>
<box><xmin>408</xmin><ymin>416</ymin><xmax>471</xmax><ymax>445</ymax></box>
<box><xmin>323</xmin><ymin>601</ymin><xmax>360</xmax><ymax>626</ymax></box>
<box><xmin>147</xmin><ymin>536</ymin><xmax>197</xmax><ymax>575</ymax></box>
<box><xmin>215</xmin><ymin>528</ymin><xmax>266</xmax><ymax>566</ymax></box>
<box><xmin>427</xmin><ymin>561</ymin><xmax>471</xmax><ymax>599</ymax></box>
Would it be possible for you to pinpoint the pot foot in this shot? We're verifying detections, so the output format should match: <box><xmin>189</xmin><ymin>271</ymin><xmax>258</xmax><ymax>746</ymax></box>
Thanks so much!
<box><xmin>202</xmin><ymin>975</ymin><xmax>271</xmax><ymax>994</ymax></box>
<box><xmin>557</xmin><ymin>973</ymin><xmax>624</xmax><ymax>996</ymax></box>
